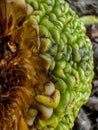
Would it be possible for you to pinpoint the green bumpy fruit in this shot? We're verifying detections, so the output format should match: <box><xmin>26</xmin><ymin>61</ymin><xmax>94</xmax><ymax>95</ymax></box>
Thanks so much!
<box><xmin>0</xmin><ymin>0</ymin><xmax>94</xmax><ymax>130</ymax></box>
<box><xmin>0</xmin><ymin>0</ymin><xmax>93</xmax><ymax>130</ymax></box>
<box><xmin>25</xmin><ymin>0</ymin><xmax>94</xmax><ymax>129</ymax></box>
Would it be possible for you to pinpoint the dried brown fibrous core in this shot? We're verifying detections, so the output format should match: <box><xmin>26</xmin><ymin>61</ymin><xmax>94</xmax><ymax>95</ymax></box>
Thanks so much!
<box><xmin>0</xmin><ymin>0</ymin><xmax>50</xmax><ymax>129</ymax></box>
<box><xmin>0</xmin><ymin>37</ymin><xmax>19</xmax><ymax>95</ymax></box>
<box><xmin>0</xmin><ymin>0</ymin><xmax>33</xmax><ymax>38</ymax></box>
<box><xmin>0</xmin><ymin>0</ymin><xmax>32</xmax><ymax>95</ymax></box>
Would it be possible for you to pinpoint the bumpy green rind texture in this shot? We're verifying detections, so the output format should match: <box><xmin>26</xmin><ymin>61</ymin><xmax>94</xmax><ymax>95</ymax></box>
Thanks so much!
<box><xmin>26</xmin><ymin>0</ymin><xmax>94</xmax><ymax>129</ymax></box>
